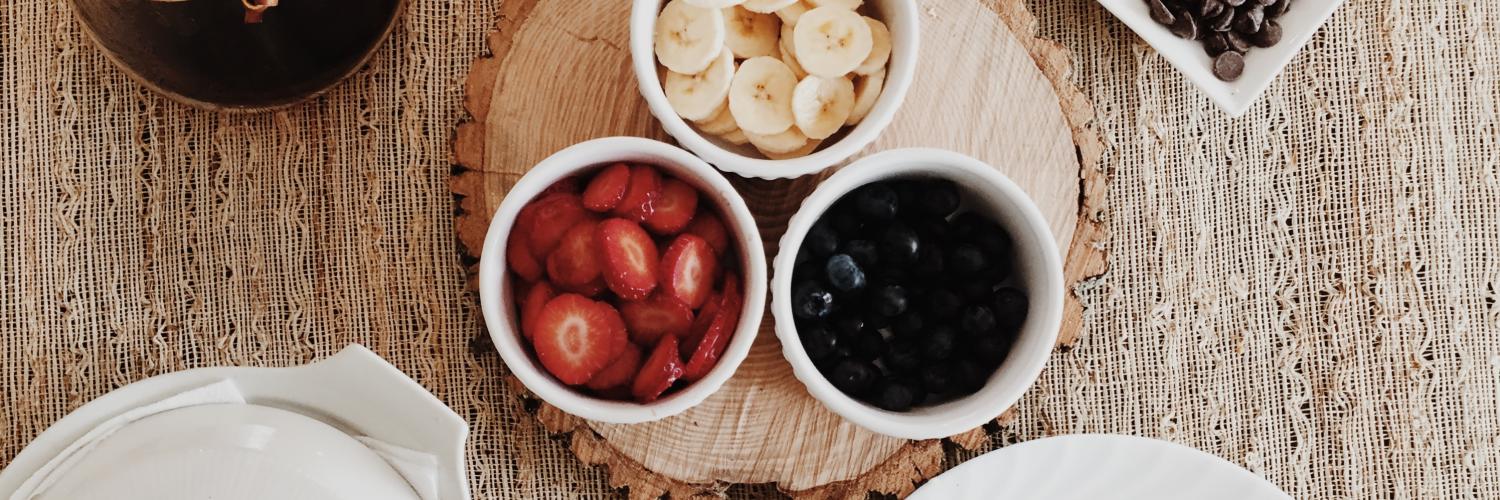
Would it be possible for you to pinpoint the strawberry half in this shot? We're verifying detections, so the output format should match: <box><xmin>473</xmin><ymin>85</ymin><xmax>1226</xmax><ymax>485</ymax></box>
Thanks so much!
<box><xmin>597</xmin><ymin>218</ymin><xmax>659</xmax><ymax>300</ymax></box>
<box><xmin>507</xmin><ymin>204</ymin><xmax>545</xmax><ymax>281</ymax></box>
<box><xmin>556</xmin><ymin>277</ymin><xmax>606</xmax><ymax>298</ymax></box>
<box><xmin>532</xmin><ymin>294</ymin><xmax>628</xmax><ymax>385</ymax></box>
<box><xmin>584</xmin><ymin>342</ymin><xmax>643</xmax><ymax>392</ymax></box>
<box><xmin>520</xmin><ymin>280</ymin><xmax>556</xmax><ymax>342</ymax></box>
<box><xmin>659</xmin><ymin>234</ymin><xmax>719</xmax><ymax>309</ymax></box>
<box><xmin>540</xmin><ymin>175</ymin><xmax>580</xmax><ymax>197</ymax></box>
<box><xmin>526</xmin><ymin>193</ymin><xmax>591</xmax><ymax>258</ymax></box>
<box><xmin>684</xmin><ymin>211</ymin><xmax>730</xmax><ymax>256</ymax></box>
<box><xmin>619</xmin><ymin>294</ymin><xmax>694</xmax><ymax>345</ymax></box>
<box><xmin>612</xmin><ymin>165</ymin><xmax>661</xmax><ymax>222</ymax></box>
<box><xmin>583</xmin><ymin>163</ymin><xmax>631</xmax><ymax>212</ymax></box>
<box><xmin>632</xmin><ymin>335</ymin><xmax>684</xmax><ymax>402</ymax></box>
<box><xmin>682</xmin><ymin>272</ymin><xmax>741</xmax><ymax>382</ymax></box>
<box><xmin>680</xmin><ymin>291</ymin><xmax>720</xmax><ymax>358</ymax></box>
<box><xmin>643</xmin><ymin>178</ymin><xmax>699</xmax><ymax>234</ymax></box>
<box><xmin>546</xmin><ymin>221</ymin><xmax>602</xmax><ymax>287</ymax></box>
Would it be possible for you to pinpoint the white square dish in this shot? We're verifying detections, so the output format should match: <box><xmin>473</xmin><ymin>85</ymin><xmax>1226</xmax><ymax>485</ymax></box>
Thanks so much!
<box><xmin>1096</xmin><ymin>0</ymin><xmax>1347</xmax><ymax>116</ymax></box>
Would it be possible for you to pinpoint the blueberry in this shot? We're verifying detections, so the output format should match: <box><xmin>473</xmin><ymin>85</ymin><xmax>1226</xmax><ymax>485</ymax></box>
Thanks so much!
<box><xmin>949</xmin><ymin>243</ymin><xmax>989</xmax><ymax>274</ymax></box>
<box><xmin>805</xmin><ymin>221</ymin><xmax>839</xmax><ymax>257</ymax></box>
<box><xmin>911</xmin><ymin>245</ymin><xmax>945</xmax><ymax>278</ymax></box>
<box><xmin>828</xmin><ymin>206</ymin><xmax>863</xmax><ymax>236</ymax></box>
<box><xmin>870</xmin><ymin>378</ymin><xmax>918</xmax><ymax>411</ymax></box>
<box><xmin>871</xmin><ymin>285</ymin><xmax>909</xmax><ymax>317</ymax></box>
<box><xmin>846</xmin><ymin>330</ymin><xmax>887</xmax><ymax>361</ymax></box>
<box><xmin>891</xmin><ymin>312</ymin><xmax>925</xmax><ymax>337</ymax></box>
<box><xmin>917</xmin><ymin>179</ymin><xmax>961</xmax><ymax>217</ymax></box>
<box><xmin>973</xmin><ymin>334</ymin><xmax>1012</xmax><ymax>366</ymax></box>
<box><xmin>973</xmin><ymin>224</ymin><xmax>1014</xmax><ymax>260</ymax></box>
<box><xmin>958</xmin><ymin>279</ymin><xmax>996</xmax><ymax>302</ymax></box>
<box><xmin>950</xmin><ymin>212</ymin><xmax>995</xmax><ymax>238</ymax></box>
<box><xmin>911</xmin><ymin>215</ymin><xmax>954</xmax><ymax>244</ymax></box>
<box><xmin>960</xmin><ymin>304</ymin><xmax>997</xmax><ymax>335</ymax></box>
<box><xmin>923</xmin><ymin>325</ymin><xmax>957</xmax><ymax>360</ymax></box>
<box><xmin>992</xmin><ymin>287</ymin><xmax>1029</xmax><ymax>332</ymax></box>
<box><xmin>919</xmin><ymin>364</ymin><xmax>955</xmax><ymax>396</ymax></box>
<box><xmin>830</xmin><ymin>358</ymin><xmax>879</xmax><ymax>395</ymax></box>
<box><xmin>873</xmin><ymin>265</ymin><xmax>909</xmax><ymax>282</ymax></box>
<box><xmin>792</xmin><ymin>256</ymin><xmax>819</xmax><ymax>283</ymax></box>
<box><xmin>883</xmin><ymin>340</ymin><xmax>924</xmax><ymax>374</ymax></box>
<box><xmin>923</xmin><ymin>289</ymin><xmax>963</xmax><ymax>318</ymax></box>
<box><xmin>842</xmin><ymin>240</ymin><xmax>879</xmax><ymax>268</ymax></box>
<box><xmin>824</xmin><ymin>254</ymin><xmax>866</xmax><ymax>292</ymax></box>
<box><xmin>801</xmin><ymin>325</ymin><xmax>839</xmax><ymax>361</ymax></box>
<box><xmin>793</xmin><ymin>281</ymin><xmax>835</xmax><ymax>320</ymax></box>
<box><xmin>880</xmin><ymin>224</ymin><xmax>921</xmax><ymax>267</ymax></box>
<box><xmin>853</xmin><ymin>183</ymin><xmax>899</xmax><ymax>221</ymax></box>
<box><xmin>953</xmin><ymin>359</ymin><xmax>988</xmax><ymax>395</ymax></box>
<box><xmin>832</xmin><ymin>315</ymin><xmax>866</xmax><ymax>337</ymax></box>
<box><xmin>863</xmin><ymin>310</ymin><xmax>892</xmax><ymax>330</ymax></box>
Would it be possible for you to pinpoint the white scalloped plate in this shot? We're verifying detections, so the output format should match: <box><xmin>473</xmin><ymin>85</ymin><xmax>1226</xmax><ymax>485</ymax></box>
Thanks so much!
<box><xmin>0</xmin><ymin>345</ymin><xmax>469</xmax><ymax>500</ymax></box>
<box><xmin>911</xmin><ymin>434</ymin><xmax>1291</xmax><ymax>500</ymax></box>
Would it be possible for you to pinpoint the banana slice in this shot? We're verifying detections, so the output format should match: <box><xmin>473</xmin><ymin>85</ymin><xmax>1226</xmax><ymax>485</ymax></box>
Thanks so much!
<box><xmin>853</xmin><ymin>17</ymin><xmax>890</xmax><ymax>75</ymax></box>
<box><xmin>728</xmin><ymin>56</ymin><xmax>798</xmax><ymax>135</ymax></box>
<box><xmin>760</xmin><ymin>139</ymin><xmax>821</xmax><ymax>159</ymax></box>
<box><xmin>807</xmin><ymin>0</ymin><xmax>861</xmax><ymax>9</ymax></box>
<box><xmin>723</xmin><ymin>6</ymin><xmax>780</xmax><ymax>58</ymax></box>
<box><xmin>793</xmin><ymin>7</ymin><xmax>872</xmax><ymax>78</ymax></box>
<box><xmin>779</xmin><ymin>40</ymin><xmax>808</xmax><ymax>79</ymax></box>
<box><xmin>744</xmin><ymin>127</ymin><xmax>808</xmax><ymax>154</ymax></box>
<box><xmin>740</xmin><ymin>0</ymin><xmax>798</xmax><ymax>14</ymax></box>
<box><xmin>791</xmin><ymin>75</ymin><xmax>854</xmax><ymax>140</ymax></box>
<box><xmin>665</xmin><ymin>48</ymin><xmax>736</xmax><ymax>121</ymax></box>
<box><xmin>780</xmin><ymin>20</ymin><xmax>796</xmax><ymax>51</ymax></box>
<box><xmin>655</xmin><ymin>0</ymin><xmax>727</xmax><ymax>74</ymax></box>
<box><xmin>775</xmin><ymin>1</ymin><xmax>809</xmax><ymax>25</ymax></box>
<box><xmin>720</xmin><ymin>129</ymin><xmax>750</xmax><ymax>145</ymax></box>
<box><xmin>845</xmin><ymin>68</ymin><xmax>884</xmax><ymax>126</ymax></box>
<box><xmin>683</xmin><ymin>0</ymin><xmax>746</xmax><ymax>7</ymax></box>
<box><xmin>694</xmin><ymin>100</ymin><xmax>739</xmax><ymax>135</ymax></box>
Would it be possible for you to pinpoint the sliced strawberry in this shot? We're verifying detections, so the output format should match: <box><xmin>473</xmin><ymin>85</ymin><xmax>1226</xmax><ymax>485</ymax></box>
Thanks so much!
<box><xmin>583</xmin><ymin>163</ymin><xmax>632</xmax><ymax>212</ymax></box>
<box><xmin>632</xmin><ymin>335</ymin><xmax>684</xmax><ymax>402</ymax></box>
<box><xmin>556</xmin><ymin>277</ymin><xmax>606</xmax><ymax>298</ymax></box>
<box><xmin>612</xmin><ymin>165</ymin><xmax>661</xmax><ymax>222</ymax></box>
<box><xmin>532</xmin><ymin>294</ymin><xmax>627</xmax><ymax>385</ymax></box>
<box><xmin>585</xmin><ymin>342</ymin><xmax>643</xmax><ymax>392</ymax></box>
<box><xmin>546</xmin><ymin>221</ymin><xmax>602</xmax><ymax>287</ymax></box>
<box><xmin>659</xmin><ymin>234</ymin><xmax>719</xmax><ymax>309</ymax></box>
<box><xmin>507</xmin><ymin>231</ymin><xmax>543</xmax><ymax>281</ymax></box>
<box><xmin>682</xmin><ymin>273</ymin><xmax>741</xmax><ymax>382</ymax></box>
<box><xmin>526</xmin><ymin>193</ymin><xmax>591</xmax><ymax>258</ymax></box>
<box><xmin>619</xmin><ymin>294</ymin><xmax>694</xmax><ymax>345</ymax></box>
<box><xmin>643</xmin><ymin>178</ymin><xmax>699</xmax><ymax>234</ymax></box>
<box><xmin>520</xmin><ymin>281</ymin><xmax>556</xmax><ymax>342</ymax></box>
<box><xmin>539</xmin><ymin>176</ymin><xmax>580</xmax><ymax>197</ymax></box>
<box><xmin>684</xmin><ymin>211</ymin><xmax>730</xmax><ymax>256</ymax></box>
<box><xmin>680</xmin><ymin>291</ymin><xmax>721</xmax><ymax>358</ymax></box>
<box><xmin>597</xmin><ymin>218</ymin><xmax>660</xmax><ymax>300</ymax></box>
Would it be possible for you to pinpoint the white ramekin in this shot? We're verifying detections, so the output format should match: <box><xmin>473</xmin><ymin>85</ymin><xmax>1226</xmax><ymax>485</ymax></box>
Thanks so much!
<box><xmin>630</xmin><ymin>0</ymin><xmax>919</xmax><ymax>179</ymax></box>
<box><xmin>771</xmin><ymin>148</ymin><xmax>1065</xmax><ymax>440</ymax></box>
<box><xmin>478</xmin><ymin>137</ymin><xmax>767</xmax><ymax>424</ymax></box>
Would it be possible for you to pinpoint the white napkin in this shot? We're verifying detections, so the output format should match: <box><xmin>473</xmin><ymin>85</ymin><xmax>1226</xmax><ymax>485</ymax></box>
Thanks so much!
<box><xmin>11</xmin><ymin>380</ymin><xmax>440</xmax><ymax>500</ymax></box>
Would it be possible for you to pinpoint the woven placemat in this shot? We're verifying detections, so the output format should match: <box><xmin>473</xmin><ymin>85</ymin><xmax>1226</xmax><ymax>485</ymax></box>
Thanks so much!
<box><xmin>3</xmin><ymin>0</ymin><xmax>1498</xmax><ymax>498</ymax></box>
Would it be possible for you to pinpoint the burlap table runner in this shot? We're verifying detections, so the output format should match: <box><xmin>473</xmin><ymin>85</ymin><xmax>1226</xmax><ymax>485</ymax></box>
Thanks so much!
<box><xmin>4</xmin><ymin>0</ymin><xmax>1498</xmax><ymax>497</ymax></box>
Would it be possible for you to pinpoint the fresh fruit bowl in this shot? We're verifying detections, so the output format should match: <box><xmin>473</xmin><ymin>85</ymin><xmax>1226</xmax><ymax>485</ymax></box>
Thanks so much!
<box><xmin>630</xmin><ymin>0</ymin><xmax>919</xmax><ymax>179</ymax></box>
<box><xmin>478</xmin><ymin>137</ymin><xmax>767</xmax><ymax>424</ymax></box>
<box><xmin>772</xmin><ymin>148</ymin><xmax>1064</xmax><ymax>440</ymax></box>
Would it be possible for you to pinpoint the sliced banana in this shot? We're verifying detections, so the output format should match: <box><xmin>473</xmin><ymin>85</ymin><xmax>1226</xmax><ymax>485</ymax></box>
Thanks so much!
<box><xmin>720</xmin><ymin>129</ymin><xmax>750</xmax><ymax>145</ymax></box>
<box><xmin>665</xmin><ymin>48</ymin><xmax>736</xmax><ymax>121</ymax></box>
<box><xmin>854</xmin><ymin>17</ymin><xmax>890</xmax><ymax>75</ymax></box>
<box><xmin>727</xmin><ymin>56</ymin><xmax>798</xmax><ymax>135</ymax></box>
<box><xmin>740</xmin><ymin>0</ymin><xmax>798</xmax><ymax>14</ymax></box>
<box><xmin>807</xmin><ymin>0</ymin><xmax>861</xmax><ymax>9</ymax></box>
<box><xmin>694</xmin><ymin>100</ymin><xmax>739</xmax><ymax>135</ymax></box>
<box><xmin>760</xmin><ymin>139</ymin><xmax>820</xmax><ymax>159</ymax></box>
<box><xmin>845</xmin><ymin>68</ymin><xmax>884</xmax><ymax>126</ymax></box>
<box><xmin>779</xmin><ymin>40</ymin><xmax>808</xmax><ymax>79</ymax></box>
<box><xmin>780</xmin><ymin>20</ymin><xmax>796</xmax><ymax>52</ymax></box>
<box><xmin>683</xmin><ymin>0</ymin><xmax>746</xmax><ymax>7</ymax></box>
<box><xmin>744</xmin><ymin>127</ymin><xmax>808</xmax><ymax>154</ymax></box>
<box><xmin>791</xmin><ymin>75</ymin><xmax>854</xmax><ymax>140</ymax></box>
<box><xmin>793</xmin><ymin>7</ymin><xmax>872</xmax><ymax>78</ymax></box>
<box><xmin>723</xmin><ymin>6</ymin><xmax>780</xmax><ymax>58</ymax></box>
<box><xmin>656</xmin><ymin>0</ymin><xmax>727</xmax><ymax>74</ymax></box>
<box><xmin>774</xmin><ymin>1</ymin><xmax>810</xmax><ymax>25</ymax></box>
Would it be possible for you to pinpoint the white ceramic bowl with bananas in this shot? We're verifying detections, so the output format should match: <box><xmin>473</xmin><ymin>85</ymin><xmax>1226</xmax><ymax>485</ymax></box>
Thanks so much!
<box><xmin>631</xmin><ymin>0</ymin><xmax>918</xmax><ymax>179</ymax></box>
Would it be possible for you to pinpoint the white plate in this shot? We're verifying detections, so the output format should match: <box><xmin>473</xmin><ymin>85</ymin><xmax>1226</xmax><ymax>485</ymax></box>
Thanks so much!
<box><xmin>910</xmin><ymin>434</ymin><xmax>1291</xmax><ymax>500</ymax></box>
<box><xmin>1096</xmin><ymin>0</ymin><xmax>1347</xmax><ymax>117</ymax></box>
<box><xmin>0</xmin><ymin>345</ymin><xmax>469</xmax><ymax>500</ymax></box>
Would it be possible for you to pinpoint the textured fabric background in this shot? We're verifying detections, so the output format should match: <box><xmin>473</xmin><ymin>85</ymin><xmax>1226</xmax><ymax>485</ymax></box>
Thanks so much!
<box><xmin>3</xmin><ymin>0</ymin><xmax>1499</xmax><ymax>498</ymax></box>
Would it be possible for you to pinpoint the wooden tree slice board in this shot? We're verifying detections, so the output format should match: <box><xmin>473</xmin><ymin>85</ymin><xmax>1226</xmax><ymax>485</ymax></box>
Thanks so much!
<box><xmin>450</xmin><ymin>0</ymin><xmax>1107</xmax><ymax>497</ymax></box>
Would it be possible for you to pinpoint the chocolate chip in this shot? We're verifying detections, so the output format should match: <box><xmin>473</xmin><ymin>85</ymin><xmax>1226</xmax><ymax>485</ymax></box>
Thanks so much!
<box><xmin>1267</xmin><ymin>0</ymin><xmax>1292</xmax><ymax>18</ymax></box>
<box><xmin>1212</xmin><ymin>51</ymin><xmax>1245</xmax><ymax>81</ymax></box>
<box><xmin>1209</xmin><ymin>9</ymin><xmax>1236</xmax><ymax>32</ymax></box>
<box><xmin>1252</xmin><ymin>20</ymin><xmax>1283</xmax><ymax>47</ymax></box>
<box><xmin>1199</xmin><ymin>0</ymin><xmax>1224</xmax><ymax>18</ymax></box>
<box><xmin>1234</xmin><ymin>6</ymin><xmax>1265</xmax><ymax>34</ymax></box>
<box><xmin>1224</xmin><ymin>0</ymin><xmax>1246</xmax><ymax>6</ymax></box>
<box><xmin>1168</xmin><ymin>9</ymin><xmax>1200</xmax><ymax>40</ymax></box>
<box><xmin>1149</xmin><ymin>0</ymin><xmax>1176</xmax><ymax>25</ymax></box>
<box><xmin>1226</xmin><ymin>31</ymin><xmax>1253</xmax><ymax>52</ymax></box>
<box><xmin>1204</xmin><ymin>33</ymin><xmax>1232</xmax><ymax>57</ymax></box>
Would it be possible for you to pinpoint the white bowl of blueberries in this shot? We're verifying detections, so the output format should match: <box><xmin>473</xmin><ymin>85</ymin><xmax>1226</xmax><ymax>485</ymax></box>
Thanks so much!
<box><xmin>771</xmin><ymin>148</ymin><xmax>1064</xmax><ymax>440</ymax></box>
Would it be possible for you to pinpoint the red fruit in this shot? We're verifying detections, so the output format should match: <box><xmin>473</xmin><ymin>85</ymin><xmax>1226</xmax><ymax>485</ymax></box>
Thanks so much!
<box><xmin>557</xmin><ymin>277</ymin><xmax>606</xmax><ymax>298</ymax></box>
<box><xmin>526</xmin><ymin>193</ymin><xmax>591</xmax><ymax>257</ymax></box>
<box><xmin>632</xmin><ymin>335</ymin><xmax>684</xmax><ymax>402</ymax></box>
<box><xmin>520</xmin><ymin>281</ymin><xmax>556</xmax><ymax>342</ymax></box>
<box><xmin>507</xmin><ymin>229</ymin><xmax>543</xmax><ymax>281</ymax></box>
<box><xmin>619</xmin><ymin>294</ymin><xmax>694</xmax><ymax>345</ymax></box>
<box><xmin>682</xmin><ymin>273</ymin><xmax>741</xmax><ymax>382</ymax></box>
<box><xmin>585</xmin><ymin>343</ymin><xmax>643</xmax><ymax>392</ymax></box>
<box><xmin>684</xmin><ymin>211</ymin><xmax>730</xmax><ymax>256</ymax></box>
<box><xmin>659</xmin><ymin>234</ymin><xmax>719</xmax><ymax>309</ymax></box>
<box><xmin>540</xmin><ymin>176</ymin><xmax>580</xmax><ymax>197</ymax></box>
<box><xmin>680</xmin><ymin>291</ymin><xmax>721</xmax><ymax>357</ymax></box>
<box><xmin>583</xmin><ymin>163</ymin><xmax>632</xmax><ymax>212</ymax></box>
<box><xmin>546</xmin><ymin>221</ymin><xmax>602</xmax><ymax>287</ymax></box>
<box><xmin>532</xmin><ymin>294</ymin><xmax>628</xmax><ymax>385</ymax></box>
<box><xmin>597</xmin><ymin>218</ymin><xmax>660</xmax><ymax>300</ymax></box>
<box><xmin>613</xmin><ymin>165</ymin><xmax>661</xmax><ymax>222</ymax></box>
<box><xmin>644</xmin><ymin>179</ymin><xmax>699</xmax><ymax>234</ymax></box>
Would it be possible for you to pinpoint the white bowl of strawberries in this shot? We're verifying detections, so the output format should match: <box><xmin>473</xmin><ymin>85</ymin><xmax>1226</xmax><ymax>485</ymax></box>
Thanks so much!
<box><xmin>478</xmin><ymin>137</ymin><xmax>767</xmax><ymax>424</ymax></box>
